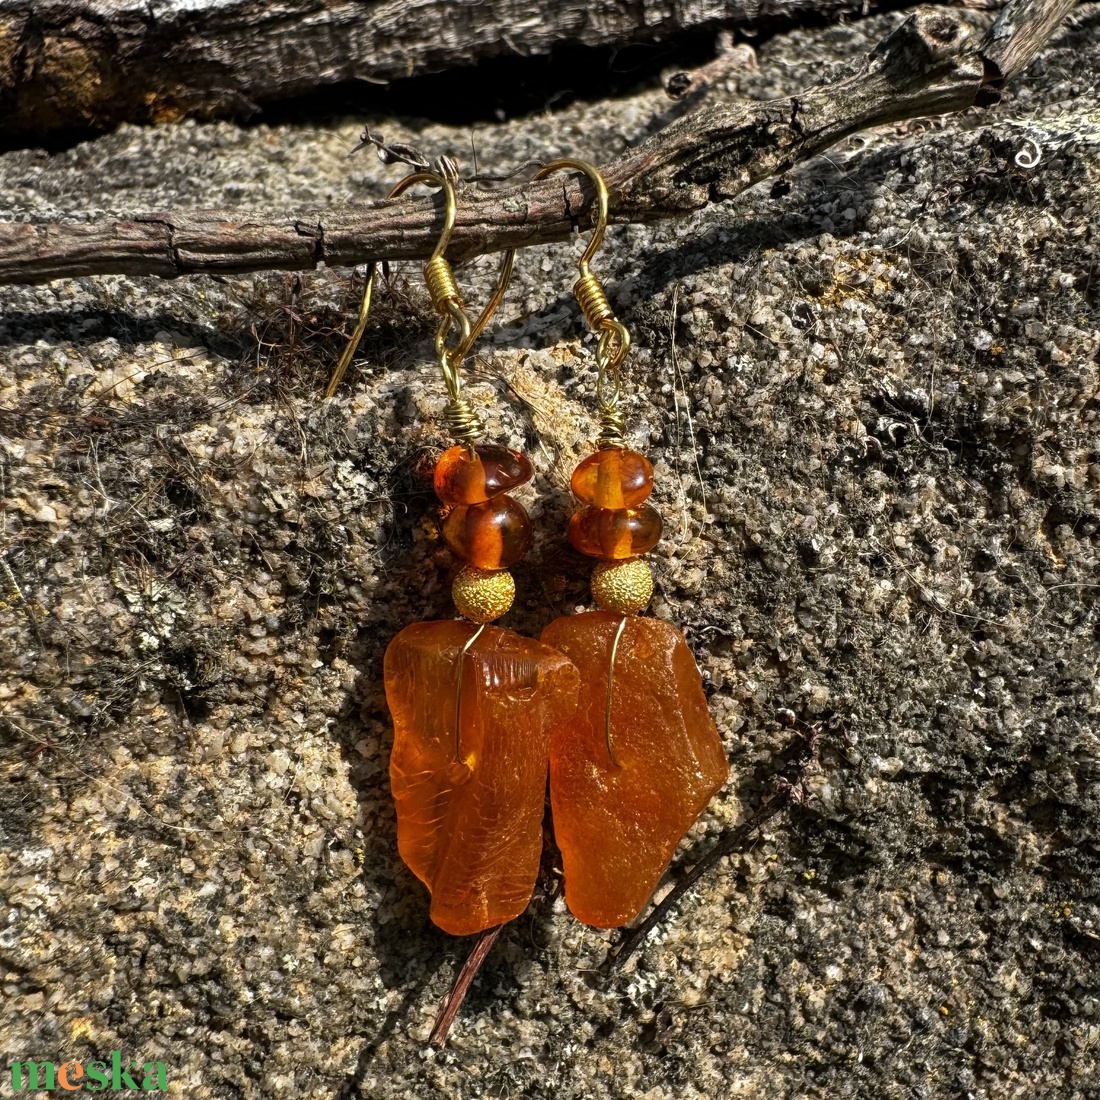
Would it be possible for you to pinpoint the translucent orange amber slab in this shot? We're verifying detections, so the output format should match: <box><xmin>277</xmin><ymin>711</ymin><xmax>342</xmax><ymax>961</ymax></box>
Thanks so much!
<box><xmin>541</xmin><ymin>612</ymin><xmax>728</xmax><ymax>928</ymax></box>
<box><xmin>385</xmin><ymin>620</ymin><xmax>580</xmax><ymax>935</ymax></box>
<box><xmin>571</xmin><ymin>448</ymin><xmax>654</xmax><ymax>509</ymax></box>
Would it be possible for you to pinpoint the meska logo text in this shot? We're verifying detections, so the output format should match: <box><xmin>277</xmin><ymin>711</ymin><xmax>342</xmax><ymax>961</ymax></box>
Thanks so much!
<box><xmin>10</xmin><ymin>1052</ymin><xmax>168</xmax><ymax>1091</ymax></box>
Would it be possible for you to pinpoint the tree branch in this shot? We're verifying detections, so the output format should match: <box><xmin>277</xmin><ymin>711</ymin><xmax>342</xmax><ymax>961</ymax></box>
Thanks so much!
<box><xmin>0</xmin><ymin>0</ymin><xmax>893</xmax><ymax>139</ymax></box>
<box><xmin>0</xmin><ymin>0</ymin><xmax>1076</xmax><ymax>287</ymax></box>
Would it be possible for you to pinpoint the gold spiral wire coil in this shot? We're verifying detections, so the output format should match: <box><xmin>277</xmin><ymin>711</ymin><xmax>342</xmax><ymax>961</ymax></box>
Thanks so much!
<box><xmin>574</xmin><ymin>269</ymin><xmax>614</xmax><ymax>330</ymax></box>
<box><xmin>424</xmin><ymin>253</ymin><xmax>463</xmax><ymax>316</ymax></box>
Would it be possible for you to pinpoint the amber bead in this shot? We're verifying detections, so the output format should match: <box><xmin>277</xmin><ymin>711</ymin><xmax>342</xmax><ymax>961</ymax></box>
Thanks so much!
<box><xmin>444</xmin><ymin>496</ymin><xmax>532</xmax><ymax>569</ymax></box>
<box><xmin>385</xmin><ymin>620</ymin><xmax>580</xmax><ymax>935</ymax></box>
<box><xmin>541</xmin><ymin>611</ymin><xmax>728</xmax><ymax>928</ymax></box>
<box><xmin>571</xmin><ymin>448</ymin><xmax>654</xmax><ymax>509</ymax></box>
<box><xmin>568</xmin><ymin>504</ymin><xmax>662</xmax><ymax>560</ymax></box>
<box><xmin>434</xmin><ymin>444</ymin><xmax>533</xmax><ymax>505</ymax></box>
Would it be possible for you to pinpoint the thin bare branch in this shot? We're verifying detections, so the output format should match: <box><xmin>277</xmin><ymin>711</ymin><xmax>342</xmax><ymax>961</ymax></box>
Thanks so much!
<box><xmin>609</xmin><ymin>720</ymin><xmax>826</xmax><ymax>972</ymax></box>
<box><xmin>0</xmin><ymin>0</ymin><xmax>1076</xmax><ymax>287</ymax></box>
<box><xmin>429</xmin><ymin>924</ymin><xmax>506</xmax><ymax>1048</ymax></box>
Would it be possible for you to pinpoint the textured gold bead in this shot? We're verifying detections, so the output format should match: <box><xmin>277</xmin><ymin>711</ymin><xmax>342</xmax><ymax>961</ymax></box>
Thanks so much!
<box><xmin>590</xmin><ymin>558</ymin><xmax>654</xmax><ymax>614</ymax></box>
<box><xmin>452</xmin><ymin>565</ymin><xmax>515</xmax><ymax>623</ymax></box>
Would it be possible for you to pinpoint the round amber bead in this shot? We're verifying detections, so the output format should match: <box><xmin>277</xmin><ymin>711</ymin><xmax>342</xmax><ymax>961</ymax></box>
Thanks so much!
<box><xmin>568</xmin><ymin>504</ymin><xmax>662</xmax><ymax>560</ymax></box>
<box><xmin>571</xmin><ymin>448</ymin><xmax>654</xmax><ymax>510</ymax></box>
<box><xmin>443</xmin><ymin>496</ymin><xmax>533</xmax><ymax>569</ymax></box>
<box><xmin>434</xmin><ymin>444</ymin><xmax>533</xmax><ymax>505</ymax></box>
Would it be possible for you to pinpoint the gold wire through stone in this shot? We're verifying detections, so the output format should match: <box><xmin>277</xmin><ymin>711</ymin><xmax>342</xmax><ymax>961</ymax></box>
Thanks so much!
<box><xmin>451</xmin><ymin>622</ymin><xmax>486</xmax><ymax>762</ymax></box>
<box><xmin>452</xmin><ymin>565</ymin><xmax>515</xmax><ymax>623</ymax></box>
<box><xmin>603</xmin><ymin>615</ymin><xmax>628</xmax><ymax>768</ymax></box>
<box><xmin>590</xmin><ymin>559</ymin><xmax>654</xmax><ymax>614</ymax></box>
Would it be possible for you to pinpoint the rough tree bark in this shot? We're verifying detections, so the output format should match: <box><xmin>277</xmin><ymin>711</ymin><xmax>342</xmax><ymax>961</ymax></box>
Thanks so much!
<box><xmin>0</xmin><ymin>0</ymin><xmax>1076</xmax><ymax>287</ymax></box>
<box><xmin>0</xmin><ymin>0</ymin><xmax>891</xmax><ymax>139</ymax></box>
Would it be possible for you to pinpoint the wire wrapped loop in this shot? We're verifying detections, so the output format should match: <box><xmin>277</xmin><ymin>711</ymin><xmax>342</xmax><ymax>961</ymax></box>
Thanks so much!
<box><xmin>596</xmin><ymin>400</ymin><xmax>626</xmax><ymax>450</ymax></box>
<box><xmin>595</xmin><ymin>327</ymin><xmax>628</xmax><ymax>449</ymax></box>
<box><xmin>442</xmin><ymin>393</ymin><xmax>487</xmax><ymax>448</ymax></box>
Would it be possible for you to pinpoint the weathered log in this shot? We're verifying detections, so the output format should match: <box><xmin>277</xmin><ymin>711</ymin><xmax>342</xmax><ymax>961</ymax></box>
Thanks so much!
<box><xmin>0</xmin><ymin>0</ymin><xmax>1074</xmax><ymax>287</ymax></box>
<box><xmin>0</xmin><ymin>0</ymin><xmax>892</xmax><ymax>139</ymax></box>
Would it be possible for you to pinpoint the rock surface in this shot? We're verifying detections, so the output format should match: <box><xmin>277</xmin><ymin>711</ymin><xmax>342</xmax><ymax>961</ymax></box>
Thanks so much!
<box><xmin>1</xmin><ymin>7</ymin><xmax>1099</xmax><ymax>1099</ymax></box>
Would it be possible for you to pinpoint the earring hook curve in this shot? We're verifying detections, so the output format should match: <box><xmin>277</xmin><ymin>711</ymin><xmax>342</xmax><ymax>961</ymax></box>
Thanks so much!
<box><xmin>325</xmin><ymin>170</ymin><xmax>515</xmax><ymax>405</ymax></box>
<box><xmin>532</xmin><ymin>158</ymin><xmax>630</xmax><ymax>448</ymax></box>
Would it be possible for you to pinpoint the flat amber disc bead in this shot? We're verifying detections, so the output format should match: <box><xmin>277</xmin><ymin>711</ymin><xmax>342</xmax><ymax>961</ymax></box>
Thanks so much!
<box><xmin>434</xmin><ymin>444</ymin><xmax>533</xmax><ymax>504</ymax></box>
<box><xmin>568</xmin><ymin>504</ymin><xmax>662</xmax><ymax>559</ymax></box>
<box><xmin>541</xmin><ymin>612</ymin><xmax>728</xmax><ymax>928</ymax></box>
<box><xmin>385</xmin><ymin>620</ymin><xmax>580</xmax><ymax>936</ymax></box>
<box><xmin>571</xmin><ymin>448</ymin><xmax>654</xmax><ymax>509</ymax></box>
<box><xmin>444</xmin><ymin>496</ymin><xmax>532</xmax><ymax>569</ymax></box>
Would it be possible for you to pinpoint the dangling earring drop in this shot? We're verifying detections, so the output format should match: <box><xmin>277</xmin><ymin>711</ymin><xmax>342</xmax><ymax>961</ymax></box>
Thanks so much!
<box><xmin>534</xmin><ymin>160</ymin><xmax>729</xmax><ymax>928</ymax></box>
<box><xmin>373</xmin><ymin>170</ymin><xmax>580</xmax><ymax>937</ymax></box>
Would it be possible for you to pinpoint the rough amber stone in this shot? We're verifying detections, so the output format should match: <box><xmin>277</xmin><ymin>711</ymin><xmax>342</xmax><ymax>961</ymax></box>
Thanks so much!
<box><xmin>568</xmin><ymin>504</ymin><xmax>662</xmax><ymax>559</ymax></box>
<box><xmin>385</xmin><ymin>620</ymin><xmax>580</xmax><ymax>935</ymax></box>
<box><xmin>444</xmin><ymin>496</ymin><xmax>532</xmax><ymax>569</ymax></box>
<box><xmin>571</xmin><ymin>448</ymin><xmax>654</xmax><ymax>509</ymax></box>
<box><xmin>434</xmin><ymin>444</ymin><xmax>533</xmax><ymax>504</ymax></box>
<box><xmin>541</xmin><ymin>611</ymin><xmax>728</xmax><ymax>928</ymax></box>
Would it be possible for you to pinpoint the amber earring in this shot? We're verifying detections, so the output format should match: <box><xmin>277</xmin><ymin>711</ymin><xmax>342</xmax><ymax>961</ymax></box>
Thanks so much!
<box><xmin>534</xmin><ymin>159</ymin><xmax>729</xmax><ymax>928</ymax></box>
<box><xmin>373</xmin><ymin>170</ymin><xmax>580</xmax><ymax>937</ymax></box>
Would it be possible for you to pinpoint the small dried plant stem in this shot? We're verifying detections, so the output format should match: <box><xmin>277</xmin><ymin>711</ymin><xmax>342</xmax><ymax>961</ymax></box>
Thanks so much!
<box><xmin>609</xmin><ymin>792</ymin><xmax>791</xmax><ymax>971</ymax></box>
<box><xmin>428</xmin><ymin>923</ymin><xmax>506</xmax><ymax>1048</ymax></box>
<box><xmin>609</xmin><ymin>721</ymin><xmax>825</xmax><ymax>971</ymax></box>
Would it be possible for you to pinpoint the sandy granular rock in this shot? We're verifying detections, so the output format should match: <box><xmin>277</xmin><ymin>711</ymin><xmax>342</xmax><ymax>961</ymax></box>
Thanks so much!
<box><xmin>1</xmin><ymin>8</ymin><xmax>1099</xmax><ymax>1100</ymax></box>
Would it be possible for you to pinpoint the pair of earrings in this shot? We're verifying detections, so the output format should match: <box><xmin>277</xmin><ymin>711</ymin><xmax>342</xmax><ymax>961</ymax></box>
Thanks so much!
<box><xmin>331</xmin><ymin>160</ymin><xmax>728</xmax><ymax>936</ymax></box>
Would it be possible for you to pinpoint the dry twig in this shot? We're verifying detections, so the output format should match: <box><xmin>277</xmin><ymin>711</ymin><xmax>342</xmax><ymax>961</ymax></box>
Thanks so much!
<box><xmin>0</xmin><ymin>0</ymin><xmax>1076</xmax><ymax>286</ymax></box>
<box><xmin>428</xmin><ymin>924</ymin><xmax>506</xmax><ymax>1048</ymax></box>
<box><xmin>609</xmin><ymin>718</ymin><xmax>827</xmax><ymax>972</ymax></box>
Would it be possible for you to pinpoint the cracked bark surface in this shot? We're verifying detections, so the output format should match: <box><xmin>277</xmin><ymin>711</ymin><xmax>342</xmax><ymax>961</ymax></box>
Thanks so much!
<box><xmin>0</xmin><ymin>0</ymin><xmax>892</xmax><ymax>139</ymax></box>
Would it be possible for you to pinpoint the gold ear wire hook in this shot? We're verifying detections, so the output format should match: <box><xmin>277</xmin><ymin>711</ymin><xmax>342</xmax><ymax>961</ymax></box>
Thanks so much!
<box><xmin>327</xmin><ymin>169</ymin><xmax>515</xmax><ymax>451</ymax></box>
<box><xmin>532</xmin><ymin>159</ymin><xmax>630</xmax><ymax>448</ymax></box>
<box><xmin>325</xmin><ymin>261</ymin><xmax>377</xmax><ymax>398</ymax></box>
<box><xmin>454</xmin><ymin>248</ymin><xmax>515</xmax><ymax>364</ymax></box>
<box><xmin>326</xmin><ymin>168</ymin><xmax>465</xmax><ymax>400</ymax></box>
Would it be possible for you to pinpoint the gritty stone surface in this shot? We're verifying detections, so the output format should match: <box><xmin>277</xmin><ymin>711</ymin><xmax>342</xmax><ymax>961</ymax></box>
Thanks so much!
<box><xmin>1</xmin><ymin>7</ymin><xmax>1099</xmax><ymax>1099</ymax></box>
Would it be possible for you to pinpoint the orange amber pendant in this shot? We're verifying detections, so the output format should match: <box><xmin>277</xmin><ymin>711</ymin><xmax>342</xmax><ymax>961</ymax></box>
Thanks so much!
<box><xmin>385</xmin><ymin>620</ymin><xmax>579</xmax><ymax>935</ymax></box>
<box><xmin>541</xmin><ymin>612</ymin><xmax>728</xmax><ymax>928</ymax></box>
